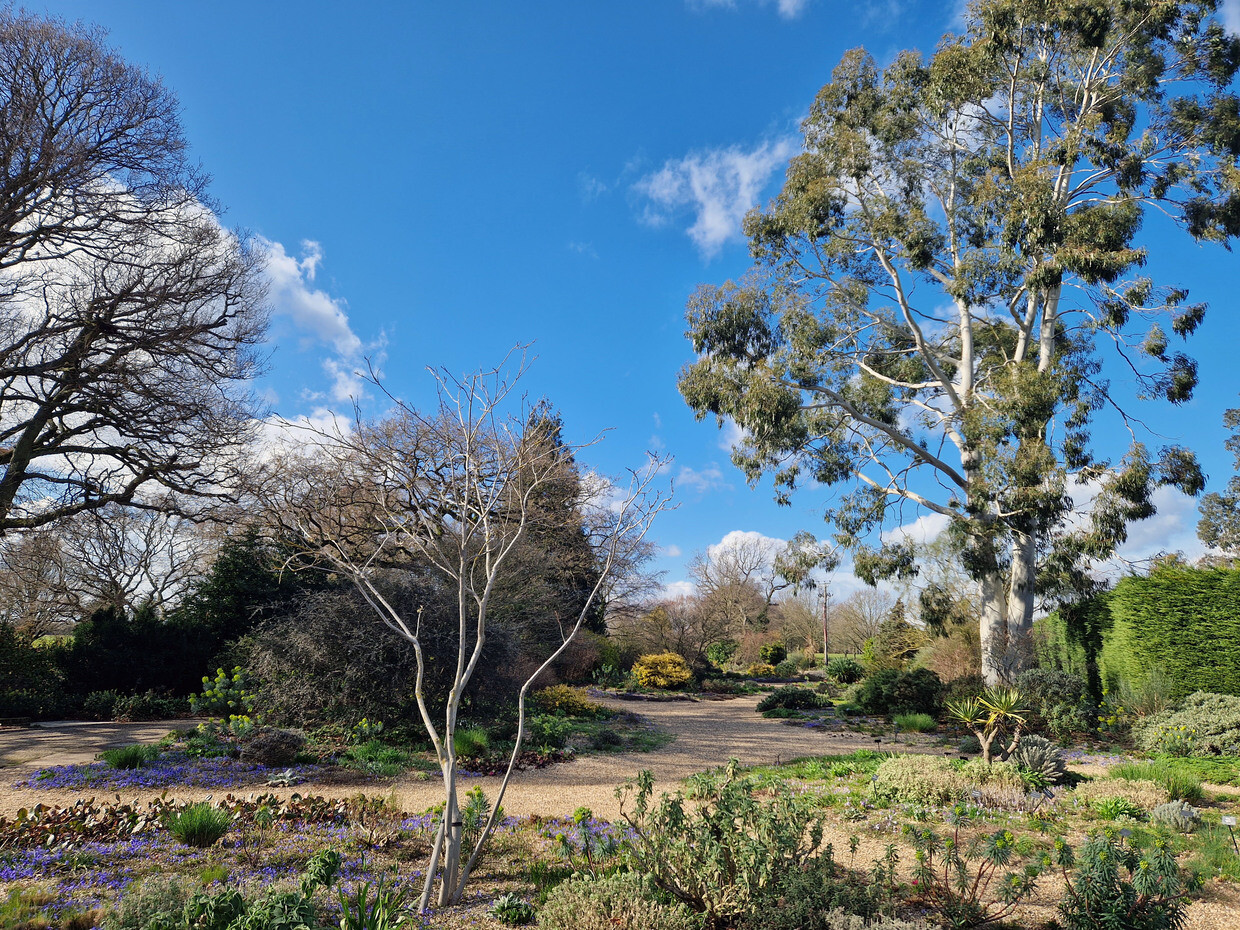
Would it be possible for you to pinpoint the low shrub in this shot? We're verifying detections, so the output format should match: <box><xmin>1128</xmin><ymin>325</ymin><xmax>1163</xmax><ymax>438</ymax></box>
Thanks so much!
<box><xmin>893</xmin><ymin>712</ymin><xmax>936</xmax><ymax>732</ymax></box>
<box><xmin>113</xmin><ymin>690</ymin><xmax>190</xmax><ymax>721</ymax></box>
<box><xmin>1131</xmin><ymin>691</ymin><xmax>1240</xmax><ymax>757</ymax></box>
<box><xmin>619</xmin><ymin>762</ymin><xmax>826</xmax><ymax>926</ymax></box>
<box><xmin>82</xmin><ymin>690</ymin><xmax>122</xmax><ymax>721</ymax></box>
<box><xmin>760</xmin><ymin>641</ymin><xmax>787</xmax><ymax>665</ymax></box>
<box><xmin>98</xmin><ymin>743</ymin><xmax>159</xmax><ymax>770</ymax></box>
<box><xmin>956</xmin><ymin>758</ymin><xmax>1027</xmax><ymax>790</ymax></box>
<box><xmin>1071</xmin><ymin>777</ymin><xmax>1169</xmax><ymax>812</ymax></box>
<box><xmin>102</xmin><ymin>875</ymin><xmax>191</xmax><ymax>930</ymax></box>
<box><xmin>705</xmin><ymin>639</ymin><xmax>738</xmax><ymax>669</ymax></box>
<box><xmin>238</xmin><ymin>727</ymin><xmax>305</xmax><ymax>767</ymax></box>
<box><xmin>856</xmin><ymin>669</ymin><xmax>901</xmax><ymax>714</ymax></box>
<box><xmin>774</xmin><ymin>659</ymin><xmax>799</xmax><ymax>678</ymax></box>
<box><xmin>826</xmin><ymin>657</ymin><xmax>865</xmax><ymax>684</ymax></box>
<box><xmin>632</xmin><ymin>653</ymin><xmax>694</xmax><ymax>690</ymax></box>
<box><xmin>529</xmin><ymin>714</ymin><xmax>574</xmax><ymax>749</ymax></box>
<box><xmin>1150</xmin><ymin>800</ymin><xmax>1200</xmax><ymax>833</ymax></box>
<box><xmin>873</xmin><ymin>755</ymin><xmax>963</xmax><ymax>805</ymax></box>
<box><xmin>745</xmin><ymin>662</ymin><xmax>778</xmax><ymax>678</ymax></box>
<box><xmin>536</xmin><ymin>872</ymin><xmax>702</xmax><ymax>930</ymax></box>
<box><xmin>1092</xmin><ymin>796</ymin><xmax>1148</xmax><ymax>821</ymax></box>
<box><xmin>490</xmin><ymin>892</ymin><xmax>536</xmax><ymax>926</ymax></box>
<box><xmin>757</xmin><ymin>686</ymin><xmax>826</xmax><ymax>713</ymax></box>
<box><xmin>1110</xmin><ymin>760</ymin><xmax>1204</xmax><ymax>802</ymax></box>
<box><xmin>532</xmin><ymin>685</ymin><xmax>608</xmax><ymax>718</ymax></box>
<box><xmin>166</xmin><ymin>802</ymin><xmax>232</xmax><ymax>848</ymax></box>
<box><xmin>739</xmin><ymin>849</ymin><xmax>899</xmax><ymax>930</ymax></box>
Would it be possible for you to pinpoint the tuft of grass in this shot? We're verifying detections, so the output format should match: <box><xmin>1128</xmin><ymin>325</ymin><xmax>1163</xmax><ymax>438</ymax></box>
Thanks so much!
<box><xmin>1151</xmin><ymin>754</ymin><xmax>1240</xmax><ymax>788</ymax></box>
<box><xmin>1111</xmin><ymin>760</ymin><xmax>1204</xmax><ymax>802</ymax></box>
<box><xmin>893</xmin><ymin>712</ymin><xmax>937</xmax><ymax>732</ymax></box>
<box><xmin>98</xmin><ymin>743</ymin><xmax>159</xmax><ymax>769</ymax></box>
<box><xmin>744</xmin><ymin>749</ymin><xmax>888</xmax><ymax>784</ymax></box>
<box><xmin>1186</xmin><ymin>823</ymin><xmax>1240</xmax><ymax>882</ymax></box>
<box><xmin>166</xmin><ymin>802</ymin><xmax>232</xmax><ymax>848</ymax></box>
<box><xmin>198</xmin><ymin>863</ymin><xmax>229</xmax><ymax>886</ymax></box>
<box><xmin>343</xmin><ymin>740</ymin><xmax>422</xmax><ymax>778</ymax></box>
<box><xmin>455</xmin><ymin>726</ymin><xmax>491</xmax><ymax>758</ymax></box>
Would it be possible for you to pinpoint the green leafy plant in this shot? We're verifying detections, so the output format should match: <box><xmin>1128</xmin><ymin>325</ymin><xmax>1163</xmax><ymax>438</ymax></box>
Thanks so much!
<box><xmin>166</xmin><ymin>802</ymin><xmax>232</xmax><ymax>848</ymax></box>
<box><xmin>1056</xmin><ymin>827</ymin><xmax>1189</xmax><ymax>930</ymax></box>
<box><xmin>529</xmin><ymin>714</ymin><xmax>573</xmax><ymax>750</ymax></box>
<box><xmin>1092</xmin><ymin>797</ymin><xmax>1147</xmax><ymax>822</ymax></box>
<box><xmin>536</xmin><ymin>872</ymin><xmax>703</xmax><ymax>930</ymax></box>
<box><xmin>904</xmin><ymin>812</ymin><xmax>1046</xmax><ymax>928</ymax></box>
<box><xmin>760</xmin><ymin>641</ymin><xmax>787</xmax><ymax>665</ymax></box>
<box><xmin>488</xmin><ymin>892</ymin><xmax>536</xmax><ymax>926</ymax></box>
<box><xmin>337</xmin><ymin>870</ymin><xmax>413</xmax><ymax>930</ymax></box>
<box><xmin>826</xmin><ymin>657</ymin><xmax>865</xmax><ymax>684</ymax></box>
<box><xmin>617</xmin><ymin>760</ymin><xmax>826</xmax><ymax>925</ymax></box>
<box><xmin>190</xmin><ymin>666</ymin><xmax>255</xmax><ymax>718</ymax></box>
<box><xmin>1110</xmin><ymin>760</ymin><xmax>1204</xmax><ymax>802</ymax></box>
<box><xmin>350</xmin><ymin>717</ymin><xmax>385</xmax><ymax>743</ymax></box>
<box><xmin>454</xmin><ymin>726</ymin><xmax>490</xmax><ymax>758</ymax></box>
<box><xmin>98</xmin><ymin>743</ymin><xmax>159</xmax><ymax>769</ymax></box>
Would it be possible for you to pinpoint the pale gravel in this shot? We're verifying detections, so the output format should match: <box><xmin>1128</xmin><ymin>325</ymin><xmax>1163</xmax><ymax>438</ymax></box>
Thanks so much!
<box><xmin>2</xmin><ymin>696</ymin><xmax>1238</xmax><ymax>926</ymax></box>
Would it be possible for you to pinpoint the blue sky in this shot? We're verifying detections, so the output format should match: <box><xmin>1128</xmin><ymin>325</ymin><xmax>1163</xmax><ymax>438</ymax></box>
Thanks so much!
<box><xmin>32</xmin><ymin>0</ymin><xmax>1240</xmax><ymax>598</ymax></box>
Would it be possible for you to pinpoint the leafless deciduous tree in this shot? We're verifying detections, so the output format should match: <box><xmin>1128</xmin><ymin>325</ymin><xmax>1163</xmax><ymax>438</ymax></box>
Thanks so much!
<box><xmin>830</xmin><ymin>588</ymin><xmax>897</xmax><ymax>655</ymax></box>
<box><xmin>262</xmin><ymin>357</ymin><xmax>671</xmax><ymax>911</ymax></box>
<box><xmin>0</xmin><ymin>12</ymin><xmax>268</xmax><ymax>534</ymax></box>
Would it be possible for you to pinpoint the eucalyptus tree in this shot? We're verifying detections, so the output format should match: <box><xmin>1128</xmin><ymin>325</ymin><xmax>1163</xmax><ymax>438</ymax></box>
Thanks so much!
<box><xmin>1198</xmin><ymin>397</ymin><xmax>1240</xmax><ymax>554</ymax></box>
<box><xmin>680</xmin><ymin>0</ymin><xmax>1238</xmax><ymax>683</ymax></box>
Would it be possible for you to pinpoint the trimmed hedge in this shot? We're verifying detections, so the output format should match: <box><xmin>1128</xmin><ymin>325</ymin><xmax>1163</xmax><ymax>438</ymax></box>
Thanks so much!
<box><xmin>1035</xmin><ymin>567</ymin><xmax>1240</xmax><ymax>700</ymax></box>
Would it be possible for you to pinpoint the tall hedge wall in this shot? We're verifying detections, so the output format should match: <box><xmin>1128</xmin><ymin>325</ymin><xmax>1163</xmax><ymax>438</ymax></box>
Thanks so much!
<box><xmin>1037</xmin><ymin>567</ymin><xmax>1240</xmax><ymax>699</ymax></box>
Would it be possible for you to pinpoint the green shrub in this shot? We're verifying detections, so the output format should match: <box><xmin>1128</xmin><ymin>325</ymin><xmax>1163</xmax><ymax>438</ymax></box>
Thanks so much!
<box><xmin>113</xmin><ymin>690</ymin><xmax>189</xmax><ymax>721</ymax></box>
<box><xmin>82</xmin><ymin>690</ymin><xmax>122</xmax><ymax>721</ymax></box>
<box><xmin>704</xmin><ymin>640</ymin><xmax>738</xmax><ymax>668</ymax></box>
<box><xmin>98</xmin><ymin>743</ymin><xmax>159</xmax><ymax>769</ymax></box>
<box><xmin>532</xmin><ymin>685</ymin><xmax>608</xmax><ymax>718</ymax></box>
<box><xmin>166</xmin><ymin>802</ymin><xmax>232</xmax><ymax>848</ymax></box>
<box><xmin>956</xmin><ymin>758</ymin><xmax>1027</xmax><ymax>790</ymax></box>
<box><xmin>940</xmin><ymin>674</ymin><xmax>987</xmax><ymax>707</ymax></box>
<box><xmin>1017</xmin><ymin>668</ymin><xmax>1096</xmax><ymax>737</ymax></box>
<box><xmin>873</xmin><ymin>755</ymin><xmax>963</xmax><ymax>805</ymax></box>
<box><xmin>760</xmin><ymin>641</ymin><xmax>787</xmax><ymax>665</ymax></box>
<box><xmin>1110</xmin><ymin>760</ymin><xmax>1203</xmax><ymax>802</ymax></box>
<box><xmin>1058</xmin><ymin>828</ymin><xmax>1188</xmax><ymax>930</ymax></box>
<box><xmin>857</xmin><ymin>668</ymin><xmax>942</xmax><ymax>716</ymax></box>
<box><xmin>1092</xmin><ymin>796</ymin><xmax>1147</xmax><ymax>821</ymax></box>
<box><xmin>618</xmin><ymin>762</ymin><xmax>826</xmax><ymax>926</ymax></box>
<box><xmin>1131</xmin><ymin>691</ymin><xmax>1240</xmax><ymax>757</ymax></box>
<box><xmin>536</xmin><ymin>872</ymin><xmax>702</xmax><ymax>930</ymax></box>
<box><xmin>774</xmin><ymin>659</ymin><xmax>799</xmax><ymax>678</ymax></box>
<box><xmin>739</xmin><ymin>848</ymin><xmax>899</xmax><ymax>930</ymax></box>
<box><xmin>102</xmin><ymin>876</ymin><xmax>191</xmax><ymax>930</ymax></box>
<box><xmin>826</xmin><ymin>657</ymin><xmax>865</xmax><ymax>684</ymax></box>
<box><xmin>529</xmin><ymin>715</ymin><xmax>573</xmax><ymax>749</ymax></box>
<box><xmin>632</xmin><ymin>653</ymin><xmax>693</xmax><ymax>690</ymax></box>
<box><xmin>343</xmin><ymin>739</ymin><xmax>414</xmax><ymax>778</ymax></box>
<box><xmin>893</xmin><ymin>712</ymin><xmax>936</xmax><ymax>732</ymax></box>
<box><xmin>757</xmin><ymin>686</ymin><xmax>825</xmax><ymax>713</ymax></box>
<box><xmin>455</xmin><ymin>726</ymin><xmax>491</xmax><ymax>757</ymax></box>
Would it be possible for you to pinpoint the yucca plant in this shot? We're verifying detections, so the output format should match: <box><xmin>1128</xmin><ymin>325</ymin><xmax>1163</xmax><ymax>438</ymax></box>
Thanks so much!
<box><xmin>948</xmin><ymin>687</ymin><xmax>1029</xmax><ymax>764</ymax></box>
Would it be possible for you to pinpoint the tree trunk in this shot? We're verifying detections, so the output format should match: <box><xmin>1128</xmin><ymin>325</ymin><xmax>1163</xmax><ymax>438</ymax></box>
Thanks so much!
<box><xmin>978</xmin><ymin>533</ymin><xmax>1036</xmax><ymax>686</ymax></box>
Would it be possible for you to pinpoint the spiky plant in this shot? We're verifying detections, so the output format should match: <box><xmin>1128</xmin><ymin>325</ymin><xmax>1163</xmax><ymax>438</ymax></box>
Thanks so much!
<box><xmin>1150</xmin><ymin>800</ymin><xmax>1200</xmax><ymax>833</ymax></box>
<box><xmin>1014</xmin><ymin>735</ymin><xmax>1067</xmax><ymax>785</ymax></box>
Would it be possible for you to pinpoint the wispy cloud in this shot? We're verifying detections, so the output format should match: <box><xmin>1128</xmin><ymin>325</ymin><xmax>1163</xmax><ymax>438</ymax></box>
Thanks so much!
<box><xmin>688</xmin><ymin>0</ymin><xmax>812</xmax><ymax>19</ymax></box>
<box><xmin>567</xmin><ymin>241</ymin><xmax>599</xmax><ymax>259</ymax></box>
<box><xmin>665</xmin><ymin>544</ymin><xmax>683</xmax><ymax>558</ymax></box>
<box><xmin>1224</xmin><ymin>0</ymin><xmax>1240</xmax><ymax>35</ymax></box>
<box><xmin>676</xmin><ymin>463</ymin><xmax>728</xmax><ymax>493</ymax></box>
<box><xmin>633</xmin><ymin>137</ymin><xmax>797</xmax><ymax>258</ymax></box>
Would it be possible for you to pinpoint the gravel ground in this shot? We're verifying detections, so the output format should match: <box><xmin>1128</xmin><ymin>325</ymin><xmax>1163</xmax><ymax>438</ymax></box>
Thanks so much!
<box><xmin>3</xmin><ymin>697</ymin><xmax>1239</xmax><ymax>927</ymax></box>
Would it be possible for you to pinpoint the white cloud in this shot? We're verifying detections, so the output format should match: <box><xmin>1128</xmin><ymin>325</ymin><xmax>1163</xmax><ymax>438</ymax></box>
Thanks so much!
<box><xmin>676</xmin><ymin>463</ymin><xmax>728</xmax><ymax>493</ymax></box>
<box><xmin>567</xmin><ymin>241</ymin><xmax>598</xmax><ymax>259</ymax></box>
<box><xmin>688</xmin><ymin>0</ymin><xmax>811</xmax><ymax>18</ymax></box>
<box><xmin>653</xmin><ymin>412</ymin><xmax>663</xmax><ymax>429</ymax></box>
<box><xmin>1224</xmin><ymin>0</ymin><xmax>1240</xmax><ymax>35</ymax></box>
<box><xmin>254</xmin><ymin>407</ymin><xmax>352</xmax><ymax>461</ymax></box>
<box><xmin>633</xmin><ymin>137</ymin><xmax>797</xmax><ymax>257</ymax></box>
<box><xmin>662</xmin><ymin>579</ymin><xmax>697</xmax><ymax>599</ymax></box>
<box><xmin>718</xmin><ymin>417</ymin><xmax>746</xmax><ymax>453</ymax></box>
<box><xmin>259</xmin><ymin>238</ymin><xmax>377</xmax><ymax>405</ymax></box>
<box><xmin>665</xmin><ymin>544</ymin><xmax>683</xmax><ymax>558</ymax></box>
<box><xmin>707</xmin><ymin>528</ymin><xmax>787</xmax><ymax>562</ymax></box>
<box><xmin>578</xmin><ymin>172</ymin><xmax>610</xmax><ymax>202</ymax></box>
<box><xmin>884</xmin><ymin>511</ymin><xmax>952</xmax><ymax>547</ymax></box>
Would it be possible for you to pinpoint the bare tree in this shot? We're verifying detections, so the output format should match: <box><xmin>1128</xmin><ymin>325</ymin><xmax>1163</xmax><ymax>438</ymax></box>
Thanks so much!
<box><xmin>0</xmin><ymin>527</ymin><xmax>74</xmax><ymax>636</ymax></box>
<box><xmin>262</xmin><ymin>358</ymin><xmax>670</xmax><ymax>910</ymax></box>
<box><xmin>830</xmin><ymin>588</ymin><xmax>896</xmax><ymax>655</ymax></box>
<box><xmin>0</xmin><ymin>12</ymin><xmax>268</xmax><ymax>534</ymax></box>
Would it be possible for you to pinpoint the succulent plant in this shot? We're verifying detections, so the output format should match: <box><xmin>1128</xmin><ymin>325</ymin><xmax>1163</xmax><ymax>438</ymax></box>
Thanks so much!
<box><xmin>1150</xmin><ymin>799</ymin><xmax>1200</xmax><ymax>832</ymax></box>
<box><xmin>1013</xmin><ymin>734</ymin><xmax>1067</xmax><ymax>784</ymax></box>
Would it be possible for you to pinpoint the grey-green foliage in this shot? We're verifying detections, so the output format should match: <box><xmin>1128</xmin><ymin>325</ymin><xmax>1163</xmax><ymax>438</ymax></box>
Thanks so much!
<box><xmin>617</xmin><ymin>761</ymin><xmax>826</xmax><ymax>925</ymax></box>
<box><xmin>536</xmin><ymin>873</ymin><xmax>703</xmax><ymax>930</ymax></box>
<box><xmin>1132</xmin><ymin>691</ymin><xmax>1240</xmax><ymax>756</ymax></box>
<box><xmin>749</xmin><ymin>914</ymin><xmax>931</xmax><ymax>930</ymax></box>
<box><xmin>103</xmin><ymin>877</ymin><xmax>191</xmax><ymax>930</ymax></box>
<box><xmin>678</xmin><ymin>0</ymin><xmax>1237</xmax><ymax>678</ymax></box>
<box><xmin>1150</xmin><ymin>800</ymin><xmax>1200</xmax><ymax>833</ymax></box>
<box><xmin>1013</xmin><ymin>735</ymin><xmax>1067</xmax><ymax>785</ymax></box>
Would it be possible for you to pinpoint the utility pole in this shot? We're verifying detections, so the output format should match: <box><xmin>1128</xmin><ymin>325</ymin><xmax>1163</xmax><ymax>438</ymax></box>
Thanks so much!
<box><xmin>821</xmin><ymin>588</ymin><xmax>832</xmax><ymax>670</ymax></box>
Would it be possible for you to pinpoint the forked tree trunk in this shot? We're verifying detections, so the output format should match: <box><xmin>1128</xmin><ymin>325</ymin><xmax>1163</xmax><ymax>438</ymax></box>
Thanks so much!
<box><xmin>978</xmin><ymin>532</ymin><xmax>1037</xmax><ymax>686</ymax></box>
